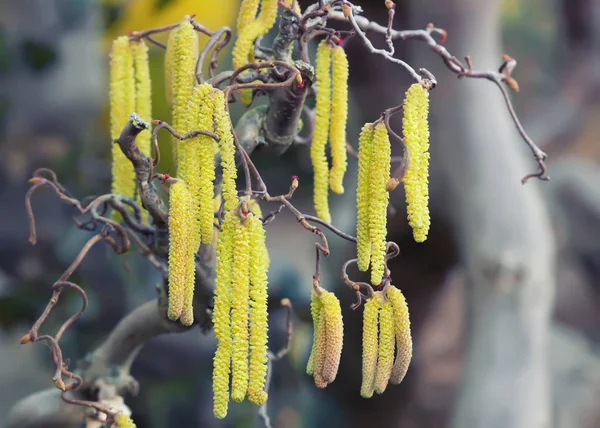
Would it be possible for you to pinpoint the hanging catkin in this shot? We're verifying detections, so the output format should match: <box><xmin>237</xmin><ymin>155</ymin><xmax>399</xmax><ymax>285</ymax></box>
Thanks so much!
<box><xmin>356</xmin><ymin>123</ymin><xmax>374</xmax><ymax>272</ymax></box>
<box><xmin>329</xmin><ymin>44</ymin><xmax>349</xmax><ymax>195</ymax></box>
<box><xmin>402</xmin><ymin>83</ymin><xmax>431</xmax><ymax>243</ymax></box>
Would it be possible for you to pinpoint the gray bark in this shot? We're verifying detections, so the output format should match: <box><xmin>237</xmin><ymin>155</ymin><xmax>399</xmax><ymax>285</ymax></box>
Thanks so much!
<box><xmin>412</xmin><ymin>0</ymin><xmax>557</xmax><ymax>427</ymax></box>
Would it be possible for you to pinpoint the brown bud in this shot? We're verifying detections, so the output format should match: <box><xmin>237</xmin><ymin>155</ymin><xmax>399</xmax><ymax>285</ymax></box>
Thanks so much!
<box><xmin>385</xmin><ymin>0</ymin><xmax>395</xmax><ymax>10</ymax></box>
<box><xmin>55</xmin><ymin>379</ymin><xmax>66</xmax><ymax>391</ymax></box>
<box><xmin>281</xmin><ymin>298</ymin><xmax>291</xmax><ymax>307</ymax></box>
<box><xmin>28</xmin><ymin>177</ymin><xmax>42</xmax><ymax>185</ymax></box>
<box><xmin>20</xmin><ymin>333</ymin><xmax>32</xmax><ymax>344</ymax></box>
<box><xmin>386</xmin><ymin>177</ymin><xmax>400</xmax><ymax>192</ymax></box>
<box><xmin>505</xmin><ymin>76</ymin><xmax>520</xmax><ymax>92</ymax></box>
<box><xmin>342</xmin><ymin>3</ymin><xmax>352</xmax><ymax>18</ymax></box>
<box><xmin>291</xmin><ymin>175</ymin><xmax>299</xmax><ymax>191</ymax></box>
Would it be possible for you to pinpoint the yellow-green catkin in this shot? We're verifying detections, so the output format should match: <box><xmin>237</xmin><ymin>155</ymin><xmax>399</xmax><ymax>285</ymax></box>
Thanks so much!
<box><xmin>320</xmin><ymin>290</ymin><xmax>343</xmax><ymax>384</ymax></box>
<box><xmin>110</xmin><ymin>36</ymin><xmax>136</xmax><ymax>201</ymax></box>
<box><xmin>112</xmin><ymin>413</ymin><xmax>136</xmax><ymax>428</ymax></box>
<box><xmin>387</xmin><ymin>285</ymin><xmax>412</xmax><ymax>384</ymax></box>
<box><xmin>247</xmin><ymin>214</ymin><xmax>269</xmax><ymax>405</ymax></box>
<box><xmin>170</xmin><ymin>16</ymin><xmax>199</xmax><ymax>167</ymax></box>
<box><xmin>313</xmin><ymin>298</ymin><xmax>329</xmax><ymax>389</ymax></box>
<box><xmin>198</xmin><ymin>92</ymin><xmax>217</xmax><ymax>246</ymax></box>
<box><xmin>167</xmin><ymin>180</ymin><xmax>194</xmax><ymax>321</ymax></box>
<box><xmin>306</xmin><ymin>289</ymin><xmax>323</xmax><ymax>376</ymax></box>
<box><xmin>369</xmin><ymin>122</ymin><xmax>391</xmax><ymax>285</ymax></box>
<box><xmin>361</xmin><ymin>293</ymin><xmax>380</xmax><ymax>398</ymax></box>
<box><xmin>402</xmin><ymin>83</ymin><xmax>431</xmax><ymax>243</ymax></box>
<box><xmin>236</xmin><ymin>0</ymin><xmax>260</xmax><ymax>34</ymax></box>
<box><xmin>213</xmin><ymin>211</ymin><xmax>238</xmax><ymax>419</ymax></box>
<box><xmin>311</xmin><ymin>40</ymin><xmax>332</xmax><ymax>223</ymax></box>
<box><xmin>329</xmin><ymin>45</ymin><xmax>349</xmax><ymax>195</ymax></box>
<box><xmin>131</xmin><ymin>40</ymin><xmax>152</xmax><ymax>224</ymax></box>
<box><xmin>356</xmin><ymin>123</ymin><xmax>374</xmax><ymax>272</ymax></box>
<box><xmin>374</xmin><ymin>300</ymin><xmax>394</xmax><ymax>394</ymax></box>
<box><xmin>230</xmin><ymin>220</ymin><xmax>251</xmax><ymax>402</ymax></box>
<box><xmin>213</xmin><ymin>91</ymin><xmax>238</xmax><ymax>212</ymax></box>
<box><xmin>232</xmin><ymin>0</ymin><xmax>279</xmax><ymax>105</ymax></box>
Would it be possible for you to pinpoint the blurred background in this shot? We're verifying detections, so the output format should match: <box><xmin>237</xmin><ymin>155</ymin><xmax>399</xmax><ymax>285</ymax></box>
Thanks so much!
<box><xmin>1</xmin><ymin>0</ymin><xmax>600</xmax><ymax>427</ymax></box>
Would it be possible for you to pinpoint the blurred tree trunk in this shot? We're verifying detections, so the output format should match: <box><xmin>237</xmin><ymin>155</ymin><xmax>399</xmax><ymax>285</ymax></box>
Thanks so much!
<box><xmin>411</xmin><ymin>0</ymin><xmax>557</xmax><ymax>427</ymax></box>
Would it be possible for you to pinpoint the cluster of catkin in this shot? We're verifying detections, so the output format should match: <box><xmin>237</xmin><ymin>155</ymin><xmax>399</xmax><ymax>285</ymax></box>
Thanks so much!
<box><xmin>306</xmin><ymin>287</ymin><xmax>344</xmax><ymax>388</ymax></box>
<box><xmin>356</xmin><ymin>122</ymin><xmax>391</xmax><ymax>285</ymax></box>
<box><xmin>311</xmin><ymin>40</ymin><xmax>349</xmax><ymax>224</ymax></box>
<box><xmin>213</xmin><ymin>208</ymin><xmax>270</xmax><ymax>419</ymax></box>
<box><xmin>109</xmin><ymin>36</ymin><xmax>152</xmax><ymax>217</ymax></box>
<box><xmin>402</xmin><ymin>83</ymin><xmax>431</xmax><ymax>243</ymax></box>
<box><xmin>361</xmin><ymin>286</ymin><xmax>412</xmax><ymax>398</ymax></box>
<box><xmin>164</xmin><ymin>17</ymin><xmax>240</xmax><ymax>327</ymax></box>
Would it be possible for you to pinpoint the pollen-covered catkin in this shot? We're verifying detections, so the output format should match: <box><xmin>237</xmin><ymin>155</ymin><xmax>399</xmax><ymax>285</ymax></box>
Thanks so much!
<box><xmin>110</xmin><ymin>36</ymin><xmax>136</xmax><ymax>201</ymax></box>
<box><xmin>230</xmin><ymin>220</ymin><xmax>251</xmax><ymax>402</ymax></box>
<box><xmin>361</xmin><ymin>293</ymin><xmax>380</xmax><ymax>398</ymax></box>
<box><xmin>369</xmin><ymin>122</ymin><xmax>391</xmax><ymax>285</ymax></box>
<box><xmin>402</xmin><ymin>83</ymin><xmax>431</xmax><ymax>243</ymax></box>
<box><xmin>329</xmin><ymin>45</ymin><xmax>349</xmax><ymax>195</ymax></box>
<box><xmin>213</xmin><ymin>211</ymin><xmax>238</xmax><ymax>419</ymax></box>
<box><xmin>356</xmin><ymin>123</ymin><xmax>374</xmax><ymax>272</ymax></box>
<box><xmin>170</xmin><ymin>16</ymin><xmax>198</xmax><ymax>166</ymax></box>
<box><xmin>213</xmin><ymin>91</ymin><xmax>238</xmax><ymax>212</ymax></box>
<box><xmin>167</xmin><ymin>180</ymin><xmax>194</xmax><ymax>321</ymax></box>
<box><xmin>319</xmin><ymin>290</ymin><xmax>343</xmax><ymax>383</ymax></box>
<box><xmin>232</xmin><ymin>0</ymin><xmax>279</xmax><ymax>105</ymax></box>
<box><xmin>112</xmin><ymin>414</ymin><xmax>136</xmax><ymax>428</ymax></box>
<box><xmin>374</xmin><ymin>300</ymin><xmax>394</xmax><ymax>394</ymax></box>
<box><xmin>306</xmin><ymin>289</ymin><xmax>323</xmax><ymax>376</ymax></box>
<box><xmin>313</xmin><ymin>298</ymin><xmax>329</xmax><ymax>389</ymax></box>
<box><xmin>311</xmin><ymin>40</ymin><xmax>332</xmax><ymax>223</ymax></box>
<box><xmin>247</xmin><ymin>214</ymin><xmax>269</xmax><ymax>406</ymax></box>
<box><xmin>387</xmin><ymin>285</ymin><xmax>412</xmax><ymax>384</ymax></box>
<box><xmin>236</xmin><ymin>0</ymin><xmax>260</xmax><ymax>34</ymax></box>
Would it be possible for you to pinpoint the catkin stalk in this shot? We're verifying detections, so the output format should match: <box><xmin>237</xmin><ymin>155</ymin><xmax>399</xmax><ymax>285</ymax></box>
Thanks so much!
<box><xmin>311</xmin><ymin>40</ymin><xmax>332</xmax><ymax>223</ymax></box>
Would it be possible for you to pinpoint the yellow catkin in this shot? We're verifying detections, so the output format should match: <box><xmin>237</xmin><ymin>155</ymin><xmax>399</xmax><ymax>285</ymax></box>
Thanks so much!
<box><xmin>247</xmin><ymin>214</ymin><xmax>269</xmax><ymax>405</ymax></box>
<box><xmin>320</xmin><ymin>290</ymin><xmax>343</xmax><ymax>384</ymax></box>
<box><xmin>176</xmin><ymin>84</ymin><xmax>211</xmax><ymax>248</ymax></box>
<box><xmin>313</xmin><ymin>300</ymin><xmax>329</xmax><ymax>389</ymax></box>
<box><xmin>374</xmin><ymin>300</ymin><xmax>394</xmax><ymax>394</ymax></box>
<box><xmin>369</xmin><ymin>122</ymin><xmax>391</xmax><ymax>285</ymax></box>
<box><xmin>167</xmin><ymin>180</ymin><xmax>194</xmax><ymax>321</ymax></box>
<box><xmin>306</xmin><ymin>288</ymin><xmax>323</xmax><ymax>376</ymax></box>
<box><xmin>387</xmin><ymin>285</ymin><xmax>412</xmax><ymax>384</ymax></box>
<box><xmin>329</xmin><ymin>45</ymin><xmax>349</xmax><ymax>195</ymax></box>
<box><xmin>112</xmin><ymin>413</ymin><xmax>136</xmax><ymax>428</ymax></box>
<box><xmin>213</xmin><ymin>91</ymin><xmax>238</xmax><ymax>212</ymax></box>
<box><xmin>131</xmin><ymin>40</ymin><xmax>152</xmax><ymax>224</ymax></box>
<box><xmin>236</xmin><ymin>0</ymin><xmax>260</xmax><ymax>34</ymax></box>
<box><xmin>361</xmin><ymin>293</ymin><xmax>380</xmax><ymax>398</ymax></box>
<box><xmin>311</xmin><ymin>40</ymin><xmax>332</xmax><ymax>223</ymax></box>
<box><xmin>198</xmin><ymin>94</ymin><xmax>217</xmax><ymax>246</ymax></box>
<box><xmin>110</xmin><ymin>36</ymin><xmax>136</xmax><ymax>200</ymax></box>
<box><xmin>231</xmin><ymin>220</ymin><xmax>251</xmax><ymax>402</ymax></box>
<box><xmin>356</xmin><ymin>123</ymin><xmax>374</xmax><ymax>272</ymax></box>
<box><xmin>232</xmin><ymin>0</ymin><xmax>279</xmax><ymax>105</ymax></box>
<box><xmin>402</xmin><ymin>83</ymin><xmax>431</xmax><ymax>243</ymax></box>
<box><xmin>213</xmin><ymin>211</ymin><xmax>238</xmax><ymax>419</ymax></box>
<box><xmin>170</xmin><ymin>17</ymin><xmax>199</xmax><ymax>167</ymax></box>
